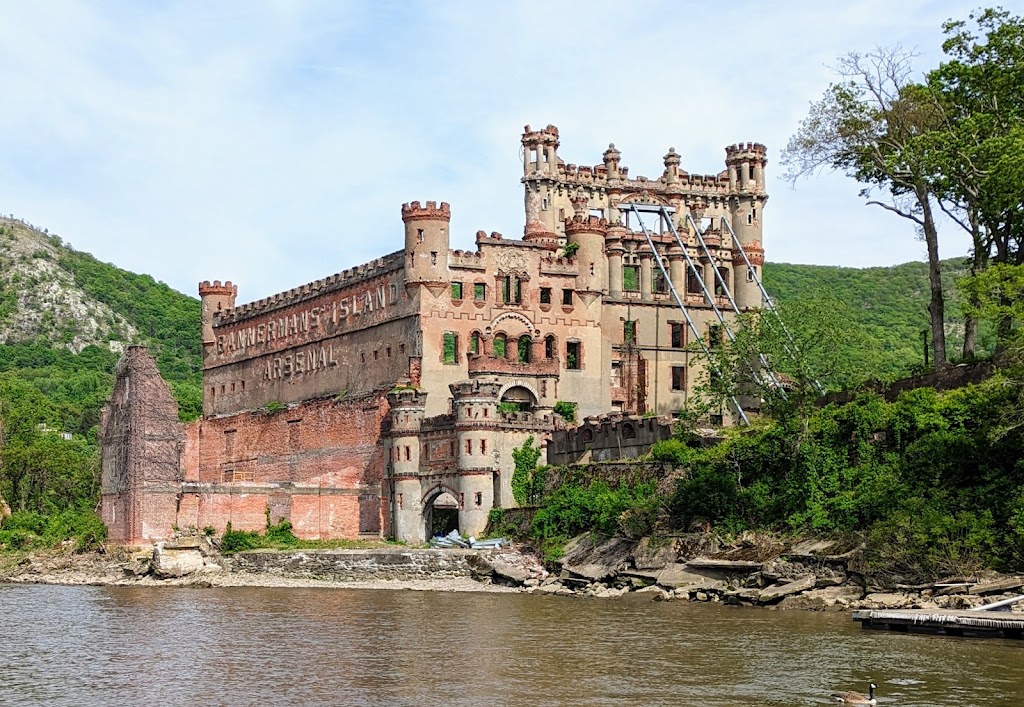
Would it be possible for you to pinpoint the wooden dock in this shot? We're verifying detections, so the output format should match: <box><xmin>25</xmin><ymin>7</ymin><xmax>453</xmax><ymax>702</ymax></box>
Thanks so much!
<box><xmin>853</xmin><ymin>598</ymin><xmax>1024</xmax><ymax>640</ymax></box>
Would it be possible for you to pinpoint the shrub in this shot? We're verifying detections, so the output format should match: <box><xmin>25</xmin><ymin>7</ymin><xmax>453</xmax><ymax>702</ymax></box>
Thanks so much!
<box><xmin>650</xmin><ymin>438</ymin><xmax>693</xmax><ymax>466</ymax></box>
<box><xmin>553</xmin><ymin>401</ymin><xmax>576</xmax><ymax>423</ymax></box>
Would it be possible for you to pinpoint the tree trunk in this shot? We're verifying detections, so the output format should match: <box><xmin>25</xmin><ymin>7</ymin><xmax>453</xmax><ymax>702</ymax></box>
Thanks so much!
<box><xmin>917</xmin><ymin>184</ymin><xmax>946</xmax><ymax>370</ymax></box>
<box><xmin>962</xmin><ymin>213</ymin><xmax>986</xmax><ymax>360</ymax></box>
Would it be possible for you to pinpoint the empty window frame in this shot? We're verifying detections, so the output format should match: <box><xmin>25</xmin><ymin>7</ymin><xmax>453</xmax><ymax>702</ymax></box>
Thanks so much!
<box><xmin>566</xmin><ymin>341</ymin><xmax>581</xmax><ymax>370</ymax></box>
<box><xmin>443</xmin><ymin>332</ymin><xmax>459</xmax><ymax>364</ymax></box>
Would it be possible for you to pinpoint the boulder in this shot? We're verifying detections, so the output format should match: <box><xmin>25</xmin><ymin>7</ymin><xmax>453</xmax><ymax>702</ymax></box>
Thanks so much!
<box><xmin>723</xmin><ymin>587</ymin><xmax>761</xmax><ymax>605</ymax></box>
<box><xmin>467</xmin><ymin>555</ymin><xmax>531</xmax><ymax>585</ymax></box>
<box><xmin>561</xmin><ymin>536</ymin><xmax>636</xmax><ymax>582</ymax></box>
<box><xmin>151</xmin><ymin>544</ymin><xmax>205</xmax><ymax>578</ymax></box>
<box><xmin>777</xmin><ymin>586</ymin><xmax>864</xmax><ymax>611</ymax></box>
<box><xmin>858</xmin><ymin>592</ymin><xmax>915</xmax><ymax>610</ymax></box>
<box><xmin>757</xmin><ymin>575</ymin><xmax>816</xmax><ymax>604</ymax></box>
<box><xmin>631</xmin><ymin>537</ymin><xmax>677</xmax><ymax>570</ymax></box>
<box><xmin>657</xmin><ymin>563</ymin><xmax>720</xmax><ymax>589</ymax></box>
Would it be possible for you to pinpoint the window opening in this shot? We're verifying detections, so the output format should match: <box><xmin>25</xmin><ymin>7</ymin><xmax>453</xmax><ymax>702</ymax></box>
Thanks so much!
<box><xmin>540</xmin><ymin>287</ymin><xmax>552</xmax><ymax>305</ymax></box>
<box><xmin>451</xmin><ymin>282</ymin><xmax>463</xmax><ymax>300</ymax></box>
<box><xmin>492</xmin><ymin>335</ymin><xmax>506</xmax><ymax>359</ymax></box>
<box><xmin>474</xmin><ymin>283</ymin><xmax>486</xmax><ymax>300</ymax></box>
<box><xmin>544</xmin><ymin>335</ymin><xmax>555</xmax><ymax>359</ymax></box>
<box><xmin>443</xmin><ymin>332</ymin><xmax>459</xmax><ymax>364</ymax></box>
<box><xmin>562</xmin><ymin>289</ymin><xmax>573</xmax><ymax>306</ymax></box>
<box><xmin>623</xmin><ymin>265</ymin><xmax>639</xmax><ymax>292</ymax></box>
<box><xmin>670</xmin><ymin>322</ymin><xmax>684</xmax><ymax>348</ymax></box>
<box><xmin>566</xmin><ymin>341</ymin><xmax>581</xmax><ymax>370</ymax></box>
<box><xmin>671</xmin><ymin>366</ymin><xmax>687</xmax><ymax>391</ymax></box>
<box><xmin>624</xmin><ymin>320</ymin><xmax>636</xmax><ymax>344</ymax></box>
<box><xmin>518</xmin><ymin>336</ymin><xmax>532</xmax><ymax>363</ymax></box>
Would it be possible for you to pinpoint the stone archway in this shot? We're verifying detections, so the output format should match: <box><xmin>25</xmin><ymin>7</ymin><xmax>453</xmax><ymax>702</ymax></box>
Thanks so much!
<box><xmin>422</xmin><ymin>485</ymin><xmax>460</xmax><ymax>539</ymax></box>
<box><xmin>498</xmin><ymin>381</ymin><xmax>539</xmax><ymax>411</ymax></box>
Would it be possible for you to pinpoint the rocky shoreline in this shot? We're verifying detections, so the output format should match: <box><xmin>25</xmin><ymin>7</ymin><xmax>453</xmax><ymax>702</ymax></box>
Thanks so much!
<box><xmin>3</xmin><ymin>532</ymin><xmax>1022</xmax><ymax>614</ymax></box>
<box><xmin>530</xmin><ymin>532</ymin><xmax>1024</xmax><ymax>611</ymax></box>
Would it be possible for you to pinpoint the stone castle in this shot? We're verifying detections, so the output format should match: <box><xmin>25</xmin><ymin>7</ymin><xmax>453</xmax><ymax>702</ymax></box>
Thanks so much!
<box><xmin>99</xmin><ymin>124</ymin><xmax>767</xmax><ymax>545</ymax></box>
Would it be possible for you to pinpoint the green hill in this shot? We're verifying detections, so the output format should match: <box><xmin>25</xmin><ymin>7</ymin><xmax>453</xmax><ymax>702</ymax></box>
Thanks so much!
<box><xmin>0</xmin><ymin>217</ymin><xmax>201</xmax><ymax>442</ymax></box>
<box><xmin>763</xmin><ymin>258</ymin><xmax>988</xmax><ymax>382</ymax></box>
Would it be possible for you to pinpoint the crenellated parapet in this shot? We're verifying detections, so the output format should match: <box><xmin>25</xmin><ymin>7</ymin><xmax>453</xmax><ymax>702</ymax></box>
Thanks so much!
<box><xmin>401</xmin><ymin>200</ymin><xmax>451</xmax><ymax>223</ymax></box>
<box><xmin>199</xmin><ymin>280</ymin><xmax>237</xmax><ymax>298</ymax></box>
<box><xmin>564</xmin><ymin>214</ymin><xmax>608</xmax><ymax>236</ymax></box>
<box><xmin>214</xmin><ymin>251</ymin><xmax>404</xmax><ymax>326</ymax></box>
<box><xmin>547</xmin><ymin>413</ymin><xmax>674</xmax><ymax>466</ymax></box>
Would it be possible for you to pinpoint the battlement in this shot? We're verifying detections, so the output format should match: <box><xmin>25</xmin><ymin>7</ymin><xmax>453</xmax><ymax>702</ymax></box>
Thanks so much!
<box><xmin>213</xmin><ymin>251</ymin><xmax>404</xmax><ymax>326</ymax></box>
<box><xmin>199</xmin><ymin>280</ymin><xmax>237</xmax><ymax>297</ymax></box>
<box><xmin>564</xmin><ymin>214</ymin><xmax>608</xmax><ymax>235</ymax></box>
<box><xmin>547</xmin><ymin>413</ymin><xmax>674</xmax><ymax>465</ymax></box>
<box><xmin>725</xmin><ymin>142</ymin><xmax>768</xmax><ymax>162</ymax></box>
<box><xmin>387</xmin><ymin>387</ymin><xmax>428</xmax><ymax>411</ymax></box>
<box><xmin>449</xmin><ymin>378</ymin><xmax>503</xmax><ymax>400</ymax></box>
<box><xmin>521</xmin><ymin>123</ymin><xmax>560</xmax><ymax>143</ymax></box>
<box><xmin>401</xmin><ymin>200</ymin><xmax>451</xmax><ymax>222</ymax></box>
<box><xmin>539</xmin><ymin>254</ymin><xmax>578</xmax><ymax>276</ymax></box>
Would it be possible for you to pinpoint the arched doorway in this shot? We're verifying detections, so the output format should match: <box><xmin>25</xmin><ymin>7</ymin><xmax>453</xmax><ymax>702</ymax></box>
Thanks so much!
<box><xmin>424</xmin><ymin>489</ymin><xmax>460</xmax><ymax>539</ymax></box>
<box><xmin>500</xmin><ymin>385</ymin><xmax>537</xmax><ymax>412</ymax></box>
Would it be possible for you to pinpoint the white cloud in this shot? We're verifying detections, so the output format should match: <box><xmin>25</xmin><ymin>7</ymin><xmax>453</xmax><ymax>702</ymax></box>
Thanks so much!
<box><xmin>0</xmin><ymin>0</ymin><xmax>979</xmax><ymax>303</ymax></box>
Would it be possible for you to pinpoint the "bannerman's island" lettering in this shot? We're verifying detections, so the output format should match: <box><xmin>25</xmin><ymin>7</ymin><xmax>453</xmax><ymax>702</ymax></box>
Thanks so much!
<box><xmin>217</xmin><ymin>283</ymin><xmax>398</xmax><ymax>356</ymax></box>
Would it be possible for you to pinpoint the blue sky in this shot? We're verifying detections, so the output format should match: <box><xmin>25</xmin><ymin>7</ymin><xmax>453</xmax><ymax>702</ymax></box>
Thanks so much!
<box><xmin>0</xmin><ymin>0</ymin><xmax>1000</xmax><ymax>302</ymax></box>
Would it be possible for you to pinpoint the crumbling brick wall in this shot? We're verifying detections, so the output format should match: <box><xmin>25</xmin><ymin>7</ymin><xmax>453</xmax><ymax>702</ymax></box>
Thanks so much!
<box><xmin>99</xmin><ymin>346</ymin><xmax>184</xmax><ymax>544</ymax></box>
<box><xmin>176</xmin><ymin>391</ymin><xmax>390</xmax><ymax>540</ymax></box>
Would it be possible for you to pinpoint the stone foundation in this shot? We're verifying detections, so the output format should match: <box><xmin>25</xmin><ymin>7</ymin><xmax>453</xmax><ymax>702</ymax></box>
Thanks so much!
<box><xmin>228</xmin><ymin>548</ymin><xmax>488</xmax><ymax>581</ymax></box>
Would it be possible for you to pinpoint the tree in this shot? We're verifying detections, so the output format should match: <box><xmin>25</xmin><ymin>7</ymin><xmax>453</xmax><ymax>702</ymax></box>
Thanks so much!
<box><xmin>918</xmin><ymin>8</ymin><xmax>1024</xmax><ymax>349</ymax></box>
<box><xmin>692</xmin><ymin>297</ymin><xmax>877</xmax><ymax>422</ymax></box>
<box><xmin>783</xmin><ymin>48</ymin><xmax>949</xmax><ymax>369</ymax></box>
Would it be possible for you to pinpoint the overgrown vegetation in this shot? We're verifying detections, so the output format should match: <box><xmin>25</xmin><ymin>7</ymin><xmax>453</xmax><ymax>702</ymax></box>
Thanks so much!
<box><xmin>0</xmin><ymin>509</ymin><xmax>107</xmax><ymax>552</ymax></box>
<box><xmin>219</xmin><ymin>519</ymin><xmax>396</xmax><ymax>554</ymax></box>
<box><xmin>510</xmin><ymin>436</ymin><xmax>546</xmax><ymax>506</ymax></box>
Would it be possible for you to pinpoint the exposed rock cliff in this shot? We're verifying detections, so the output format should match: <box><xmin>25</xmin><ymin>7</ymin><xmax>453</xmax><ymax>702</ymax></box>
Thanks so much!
<box><xmin>0</xmin><ymin>216</ymin><xmax>137</xmax><ymax>352</ymax></box>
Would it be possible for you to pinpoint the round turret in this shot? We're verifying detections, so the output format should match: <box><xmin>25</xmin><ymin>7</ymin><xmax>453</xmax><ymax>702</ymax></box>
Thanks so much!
<box><xmin>386</xmin><ymin>388</ymin><xmax>429</xmax><ymax>543</ymax></box>
<box><xmin>199</xmin><ymin>280</ymin><xmax>237</xmax><ymax>356</ymax></box>
<box><xmin>724</xmin><ymin>143</ymin><xmax>768</xmax><ymax>310</ymax></box>
<box><xmin>565</xmin><ymin>214</ymin><xmax>608</xmax><ymax>294</ymax></box>
<box><xmin>402</xmin><ymin>201</ymin><xmax>451</xmax><ymax>287</ymax></box>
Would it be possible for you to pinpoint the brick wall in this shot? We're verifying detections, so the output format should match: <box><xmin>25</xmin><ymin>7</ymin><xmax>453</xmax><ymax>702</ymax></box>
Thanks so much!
<box><xmin>178</xmin><ymin>392</ymin><xmax>390</xmax><ymax>539</ymax></box>
<box><xmin>102</xmin><ymin>348</ymin><xmax>391</xmax><ymax>544</ymax></box>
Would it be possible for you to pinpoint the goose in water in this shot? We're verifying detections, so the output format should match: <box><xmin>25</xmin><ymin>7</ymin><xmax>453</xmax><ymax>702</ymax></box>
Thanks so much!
<box><xmin>830</xmin><ymin>683</ymin><xmax>877</xmax><ymax>704</ymax></box>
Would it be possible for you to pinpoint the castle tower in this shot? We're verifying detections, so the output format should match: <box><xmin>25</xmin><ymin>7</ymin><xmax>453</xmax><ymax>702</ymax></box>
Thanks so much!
<box><xmin>725</xmin><ymin>143</ymin><xmax>767</xmax><ymax>310</ymax></box>
<box><xmin>402</xmin><ymin>201</ymin><xmax>451</xmax><ymax>289</ymax></box>
<box><xmin>198</xmin><ymin>280</ymin><xmax>237</xmax><ymax>360</ymax></box>
<box><xmin>450</xmin><ymin>378</ymin><xmax>502</xmax><ymax>538</ymax></box>
<box><xmin>565</xmin><ymin>211</ymin><xmax>608</xmax><ymax>295</ymax></box>
<box><xmin>386</xmin><ymin>388</ymin><xmax>428</xmax><ymax>543</ymax></box>
<box><xmin>521</xmin><ymin>124</ymin><xmax>561</xmax><ymax>238</ymax></box>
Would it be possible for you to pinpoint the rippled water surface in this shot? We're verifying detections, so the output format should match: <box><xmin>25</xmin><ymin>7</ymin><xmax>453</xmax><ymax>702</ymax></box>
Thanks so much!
<box><xmin>1</xmin><ymin>583</ymin><xmax>1022</xmax><ymax>706</ymax></box>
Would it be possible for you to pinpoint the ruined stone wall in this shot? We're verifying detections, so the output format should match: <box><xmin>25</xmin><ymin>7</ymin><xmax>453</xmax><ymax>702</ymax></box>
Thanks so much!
<box><xmin>99</xmin><ymin>346</ymin><xmax>184</xmax><ymax>545</ymax></box>
<box><xmin>547</xmin><ymin>415</ymin><xmax>673</xmax><ymax>466</ymax></box>
<box><xmin>230</xmin><ymin>548</ymin><xmax>485</xmax><ymax>581</ymax></box>
<box><xmin>178</xmin><ymin>391</ymin><xmax>390</xmax><ymax>539</ymax></box>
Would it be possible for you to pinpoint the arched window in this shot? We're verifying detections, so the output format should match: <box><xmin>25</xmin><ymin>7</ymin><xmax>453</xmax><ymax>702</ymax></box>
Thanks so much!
<box><xmin>469</xmin><ymin>331</ymin><xmax>481</xmax><ymax>355</ymax></box>
<box><xmin>544</xmin><ymin>335</ymin><xmax>556</xmax><ymax>359</ymax></box>
<box><xmin>518</xmin><ymin>336</ymin><xmax>532</xmax><ymax>363</ymax></box>
<box><xmin>492</xmin><ymin>333</ymin><xmax>507</xmax><ymax>359</ymax></box>
<box><xmin>582</xmin><ymin>428</ymin><xmax>594</xmax><ymax>443</ymax></box>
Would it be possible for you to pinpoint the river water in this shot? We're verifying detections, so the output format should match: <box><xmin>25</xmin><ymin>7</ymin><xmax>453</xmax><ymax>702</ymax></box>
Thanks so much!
<box><xmin>1</xmin><ymin>584</ymin><xmax>1022</xmax><ymax>706</ymax></box>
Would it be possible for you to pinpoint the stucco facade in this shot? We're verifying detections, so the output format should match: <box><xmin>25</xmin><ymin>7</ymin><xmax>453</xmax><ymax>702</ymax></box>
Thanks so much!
<box><xmin>100</xmin><ymin>124</ymin><xmax>766</xmax><ymax>545</ymax></box>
